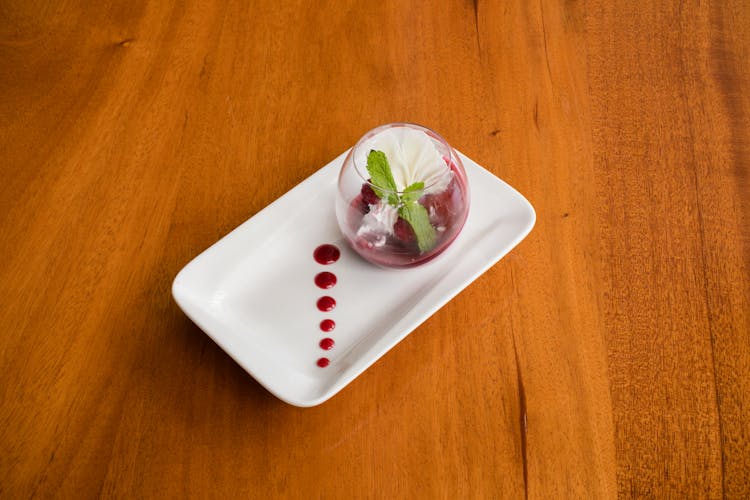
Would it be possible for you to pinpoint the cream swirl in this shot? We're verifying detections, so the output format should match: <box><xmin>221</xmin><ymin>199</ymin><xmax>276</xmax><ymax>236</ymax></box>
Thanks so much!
<box><xmin>357</xmin><ymin>127</ymin><xmax>452</xmax><ymax>195</ymax></box>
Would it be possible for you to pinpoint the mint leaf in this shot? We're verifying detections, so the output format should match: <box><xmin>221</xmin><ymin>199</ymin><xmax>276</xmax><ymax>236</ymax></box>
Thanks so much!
<box><xmin>366</xmin><ymin>150</ymin><xmax>398</xmax><ymax>201</ymax></box>
<box><xmin>399</xmin><ymin>202</ymin><xmax>436</xmax><ymax>252</ymax></box>
<box><xmin>401</xmin><ymin>181</ymin><xmax>424</xmax><ymax>203</ymax></box>
<box><xmin>365</xmin><ymin>151</ymin><xmax>436</xmax><ymax>251</ymax></box>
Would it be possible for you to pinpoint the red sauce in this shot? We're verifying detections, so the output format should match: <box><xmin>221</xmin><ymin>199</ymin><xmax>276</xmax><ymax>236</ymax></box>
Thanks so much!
<box><xmin>316</xmin><ymin>296</ymin><xmax>336</xmax><ymax>312</ymax></box>
<box><xmin>314</xmin><ymin>271</ymin><xmax>337</xmax><ymax>289</ymax></box>
<box><xmin>313</xmin><ymin>244</ymin><xmax>341</xmax><ymax>368</ymax></box>
<box><xmin>313</xmin><ymin>244</ymin><xmax>340</xmax><ymax>265</ymax></box>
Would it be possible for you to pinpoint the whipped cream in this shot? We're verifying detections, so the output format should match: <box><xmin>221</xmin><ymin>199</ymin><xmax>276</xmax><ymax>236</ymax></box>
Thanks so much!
<box><xmin>356</xmin><ymin>202</ymin><xmax>398</xmax><ymax>246</ymax></box>
<box><xmin>357</xmin><ymin>127</ymin><xmax>452</xmax><ymax>195</ymax></box>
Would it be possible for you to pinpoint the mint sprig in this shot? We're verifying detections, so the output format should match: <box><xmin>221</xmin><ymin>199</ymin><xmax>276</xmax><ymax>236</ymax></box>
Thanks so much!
<box><xmin>366</xmin><ymin>150</ymin><xmax>399</xmax><ymax>205</ymax></box>
<box><xmin>365</xmin><ymin>150</ymin><xmax>437</xmax><ymax>252</ymax></box>
<box><xmin>401</xmin><ymin>181</ymin><xmax>424</xmax><ymax>203</ymax></box>
<box><xmin>398</xmin><ymin>201</ymin><xmax>436</xmax><ymax>252</ymax></box>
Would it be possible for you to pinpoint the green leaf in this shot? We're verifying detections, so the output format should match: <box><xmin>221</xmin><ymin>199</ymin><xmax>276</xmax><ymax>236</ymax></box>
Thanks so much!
<box><xmin>399</xmin><ymin>202</ymin><xmax>436</xmax><ymax>252</ymax></box>
<box><xmin>401</xmin><ymin>181</ymin><xmax>424</xmax><ymax>203</ymax></box>
<box><xmin>366</xmin><ymin>150</ymin><xmax>398</xmax><ymax>201</ymax></box>
<box><xmin>365</xmin><ymin>150</ymin><xmax>435</xmax><ymax>251</ymax></box>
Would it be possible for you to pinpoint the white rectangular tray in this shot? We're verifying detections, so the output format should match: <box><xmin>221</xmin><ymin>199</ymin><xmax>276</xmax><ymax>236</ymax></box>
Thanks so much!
<box><xmin>172</xmin><ymin>151</ymin><xmax>535</xmax><ymax>406</ymax></box>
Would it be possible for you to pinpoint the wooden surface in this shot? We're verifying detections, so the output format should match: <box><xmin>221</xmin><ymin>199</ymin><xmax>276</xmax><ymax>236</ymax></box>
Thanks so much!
<box><xmin>1</xmin><ymin>1</ymin><xmax>748</xmax><ymax>498</ymax></box>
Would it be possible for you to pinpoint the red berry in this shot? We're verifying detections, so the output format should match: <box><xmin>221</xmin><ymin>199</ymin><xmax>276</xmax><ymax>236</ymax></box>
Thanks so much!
<box><xmin>361</xmin><ymin>182</ymin><xmax>381</xmax><ymax>205</ymax></box>
<box><xmin>350</xmin><ymin>194</ymin><xmax>370</xmax><ymax>215</ymax></box>
<box><xmin>393</xmin><ymin>217</ymin><xmax>415</xmax><ymax>243</ymax></box>
<box><xmin>424</xmin><ymin>179</ymin><xmax>460</xmax><ymax>227</ymax></box>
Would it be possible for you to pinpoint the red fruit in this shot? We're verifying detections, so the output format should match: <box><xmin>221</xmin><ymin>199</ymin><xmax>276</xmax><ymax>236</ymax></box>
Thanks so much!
<box><xmin>393</xmin><ymin>217</ymin><xmax>416</xmax><ymax>243</ymax></box>
<box><xmin>424</xmin><ymin>178</ymin><xmax>460</xmax><ymax>227</ymax></box>
<box><xmin>361</xmin><ymin>182</ymin><xmax>381</xmax><ymax>205</ymax></box>
<box><xmin>350</xmin><ymin>194</ymin><xmax>370</xmax><ymax>215</ymax></box>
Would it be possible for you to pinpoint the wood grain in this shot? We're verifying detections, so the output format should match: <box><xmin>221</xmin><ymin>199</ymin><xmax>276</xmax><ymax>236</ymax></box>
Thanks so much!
<box><xmin>1</xmin><ymin>1</ymin><xmax>747</xmax><ymax>498</ymax></box>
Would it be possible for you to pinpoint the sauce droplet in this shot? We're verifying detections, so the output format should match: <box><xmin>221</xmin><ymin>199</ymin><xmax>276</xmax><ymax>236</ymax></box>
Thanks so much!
<box><xmin>314</xmin><ymin>271</ymin><xmax>337</xmax><ymax>289</ymax></box>
<box><xmin>317</xmin><ymin>357</ymin><xmax>330</xmax><ymax>368</ymax></box>
<box><xmin>319</xmin><ymin>338</ymin><xmax>335</xmax><ymax>350</ymax></box>
<box><xmin>320</xmin><ymin>319</ymin><xmax>335</xmax><ymax>332</ymax></box>
<box><xmin>317</xmin><ymin>296</ymin><xmax>336</xmax><ymax>312</ymax></box>
<box><xmin>313</xmin><ymin>244</ymin><xmax>340</xmax><ymax>265</ymax></box>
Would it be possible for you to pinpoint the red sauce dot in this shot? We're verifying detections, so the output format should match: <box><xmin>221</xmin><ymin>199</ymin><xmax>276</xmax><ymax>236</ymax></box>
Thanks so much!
<box><xmin>314</xmin><ymin>271</ymin><xmax>337</xmax><ymax>289</ymax></box>
<box><xmin>320</xmin><ymin>319</ymin><xmax>335</xmax><ymax>332</ymax></box>
<box><xmin>313</xmin><ymin>244</ymin><xmax>340</xmax><ymax>265</ymax></box>
<box><xmin>319</xmin><ymin>338</ymin><xmax>335</xmax><ymax>350</ymax></box>
<box><xmin>317</xmin><ymin>296</ymin><xmax>336</xmax><ymax>312</ymax></box>
<box><xmin>317</xmin><ymin>357</ymin><xmax>330</xmax><ymax>368</ymax></box>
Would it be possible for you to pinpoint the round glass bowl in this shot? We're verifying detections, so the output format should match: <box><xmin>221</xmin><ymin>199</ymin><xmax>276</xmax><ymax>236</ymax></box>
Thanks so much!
<box><xmin>335</xmin><ymin>123</ymin><xmax>470</xmax><ymax>268</ymax></box>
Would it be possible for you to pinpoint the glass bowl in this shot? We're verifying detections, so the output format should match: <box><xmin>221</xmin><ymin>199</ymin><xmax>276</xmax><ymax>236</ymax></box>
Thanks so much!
<box><xmin>335</xmin><ymin>123</ymin><xmax>470</xmax><ymax>268</ymax></box>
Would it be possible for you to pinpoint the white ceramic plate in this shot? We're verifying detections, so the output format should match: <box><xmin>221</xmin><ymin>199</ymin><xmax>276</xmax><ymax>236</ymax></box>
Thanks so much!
<box><xmin>172</xmin><ymin>151</ymin><xmax>535</xmax><ymax>407</ymax></box>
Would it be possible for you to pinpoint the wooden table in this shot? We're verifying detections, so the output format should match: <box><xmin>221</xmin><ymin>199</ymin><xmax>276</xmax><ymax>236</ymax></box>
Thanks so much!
<box><xmin>2</xmin><ymin>1</ymin><xmax>748</xmax><ymax>497</ymax></box>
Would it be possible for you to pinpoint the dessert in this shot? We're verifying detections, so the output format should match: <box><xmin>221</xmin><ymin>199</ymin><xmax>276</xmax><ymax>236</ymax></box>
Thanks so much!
<box><xmin>336</xmin><ymin>123</ymin><xmax>470</xmax><ymax>267</ymax></box>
